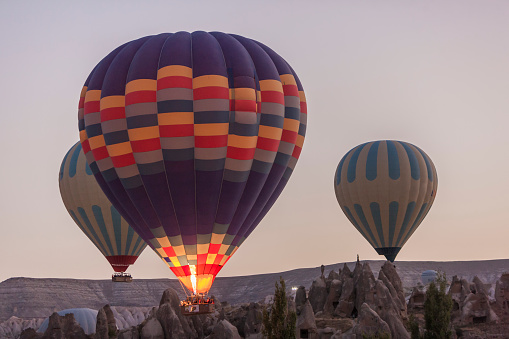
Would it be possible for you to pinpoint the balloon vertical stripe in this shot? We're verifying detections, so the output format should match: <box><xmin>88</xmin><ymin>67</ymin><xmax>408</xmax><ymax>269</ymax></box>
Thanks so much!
<box><xmin>394</xmin><ymin>202</ymin><xmax>416</xmax><ymax>246</ymax></box>
<box><xmin>366</xmin><ymin>141</ymin><xmax>380</xmax><ymax>181</ymax></box>
<box><xmin>354</xmin><ymin>204</ymin><xmax>380</xmax><ymax>248</ymax></box>
<box><xmin>92</xmin><ymin>205</ymin><xmax>115</xmax><ymax>255</ymax></box>
<box><xmin>369</xmin><ymin>202</ymin><xmax>385</xmax><ymax>248</ymax></box>
<box><xmin>347</xmin><ymin>144</ymin><xmax>366</xmax><ymax>183</ymax></box>
<box><xmin>388</xmin><ymin>201</ymin><xmax>399</xmax><ymax>247</ymax></box>
<box><xmin>386</xmin><ymin>140</ymin><xmax>400</xmax><ymax>180</ymax></box>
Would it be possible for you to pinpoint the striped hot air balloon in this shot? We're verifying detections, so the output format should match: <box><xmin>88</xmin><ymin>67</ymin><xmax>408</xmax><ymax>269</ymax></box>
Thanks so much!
<box><xmin>78</xmin><ymin>32</ymin><xmax>306</xmax><ymax>295</ymax></box>
<box><xmin>59</xmin><ymin>142</ymin><xmax>147</xmax><ymax>273</ymax></box>
<box><xmin>334</xmin><ymin>140</ymin><xmax>437</xmax><ymax>262</ymax></box>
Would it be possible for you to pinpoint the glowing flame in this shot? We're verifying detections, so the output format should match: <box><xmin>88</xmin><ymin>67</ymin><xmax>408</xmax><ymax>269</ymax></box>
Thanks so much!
<box><xmin>190</xmin><ymin>265</ymin><xmax>197</xmax><ymax>295</ymax></box>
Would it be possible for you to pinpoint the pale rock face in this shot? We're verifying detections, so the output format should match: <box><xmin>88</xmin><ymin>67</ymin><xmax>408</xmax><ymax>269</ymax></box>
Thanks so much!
<box><xmin>407</xmin><ymin>286</ymin><xmax>426</xmax><ymax>311</ymax></box>
<box><xmin>0</xmin><ymin>317</ymin><xmax>44</xmax><ymax>339</ymax></box>
<box><xmin>328</xmin><ymin>270</ymin><xmax>340</xmax><ymax>282</ymax></box>
<box><xmin>140</xmin><ymin>317</ymin><xmax>164</xmax><ymax>339</ymax></box>
<box><xmin>156</xmin><ymin>288</ymin><xmax>196</xmax><ymax>338</ymax></box>
<box><xmin>110</xmin><ymin>306</ymin><xmax>152</xmax><ymax>330</ymax></box>
<box><xmin>95</xmin><ymin>304</ymin><xmax>117</xmax><ymax>339</ymax></box>
<box><xmin>372</xmin><ymin>280</ymin><xmax>410</xmax><ymax>339</ymax></box>
<box><xmin>295</xmin><ymin>286</ymin><xmax>307</xmax><ymax>315</ymax></box>
<box><xmin>495</xmin><ymin>272</ymin><xmax>509</xmax><ymax>321</ymax></box>
<box><xmin>461</xmin><ymin>291</ymin><xmax>498</xmax><ymax>324</ymax></box>
<box><xmin>243</xmin><ymin>302</ymin><xmax>264</xmax><ymax>338</ymax></box>
<box><xmin>349</xmin><ymin>303</ymin><xmax>391</xmax><ymax>337</ymax></box>
<box><xmin>339</xmin><ymin>263</ymin><xmax>352</xmax><ymax>281</ymax></box>
<box><xmin>353</xmin><ymin>263</ymin><xmax>377</xmax><ymax>312</ymax></box>
<box><xmin>207</xmin><ymin>319</ymin><xmax>241</xmax><ymax>339</ymax></box>
<box><xmin>334</xmin><ymin>277</ymin><xmax>355</xmax><ymax>318</ymax></box>
<box><xmin>380</xmin><ymin>261</ymin><xmax>407</xmax><ymax>312</ymax></box>
<box><xmin>323</xmin><ymin>280</ymin><xmax>342</xmax><ymax>316</ymax></box>
<box><xmin>117</xmin><ymin>326</ymin><xmax>139</xmax><ymax>339</ymax></box>
<box><xmin>450</xmin><ymin>275</ymin><xmax>499</xmax><ymax>325</ymax></box>
<box><xmin>308</xmin><ymin>277</ymin><xmax>327</xmax><ymax>314</ymax></box>
<box><xmin>296</xmin><ymin>300</ymin><xmax>317</xmax><ymax>334</ymax></box>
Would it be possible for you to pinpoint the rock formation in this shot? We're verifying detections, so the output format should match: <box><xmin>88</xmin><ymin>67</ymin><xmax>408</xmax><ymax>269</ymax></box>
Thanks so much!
<box><xmin>295</xmin><ymin>300</ymin><xmax>316</xmax><ymax>338</ymax></box>
<box><xmin>494</xmin><ymin>272</ymin><xmax>509</xmax><ymax>321</ymax></box>
<box><xmin>225</xmin><ymin>302</ymin><xmax>263</xmax><ymax>338</ymax></box>
<box><xmin>207</xmin><ymin>319</ymin><xmax>241</xmax><ymax>339</ymax></box>
<box><xmin>295</xmin><ymin>286</ymin><xmax>307</xmax><ymax>316</ymax></box>
<box><xmin>95</xmin><ymin>305</ymin><xmax>117</xmax><ymax>339</ymax></box>
<box><xmin>308</xmin><ymin>276</ymin><xmax>327</xmax><ymax>314</ymax></box>
<box><xmin>140</xmin><ymin>317</ymin><xmax>163</xmax><ymax>339</ymax></box>
<box><xmin>1</xmin><ymin>316</ymin><xmax>44</xmax><ymax>338</ymax></box>
<box><xmin>156</xmin><ymin>288</ymin><xmax>195</xmax><ymax>338</ymax></box>
<box><xmin>449</xmin><ymin>275</ymin><xmax>498</xmax><ymax>326</ymax></box>
<box><xmin>9</xmin><ymin>265</ymin><xmax>509</xmax><ymax>338</ymax></box>
<box><xmin>41</xmin><ymin>312</ymin><xmax>88</xmax><ymax>338</ymax></box>
<box><xmin>347</xmin><ymin>303</ymin><xmax>390</xmax><ymax>338</ymax></box>
<box><xmin>407</xmin><ymin>286</ymin><xmax>426</xmax><ymax>311</ymax></box>
<box><xmin>305</xmin><ymin>261</ymin><xmax>410</xmax><ymax>339</ymax></box>
<box><xmin>291</xmin><ymin>261</ymin><xmax>409</xmax><ymax>338</ymax></box>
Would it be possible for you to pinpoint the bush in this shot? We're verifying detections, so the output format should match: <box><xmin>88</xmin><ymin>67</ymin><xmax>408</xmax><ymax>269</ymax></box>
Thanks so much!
<box><xmin>408</xmin><ymin>314</ymin><xmax>421</xmax><ymax>339</ymax></box>
<box><xmin>262</xmin><ymin>277</ymin><xmax>296</xmax><ymax>339</ymax></box>
<box><xmin>423</xmin><ymin>271</ymin><xmax>453</xmax><ymax>339</ymax></box>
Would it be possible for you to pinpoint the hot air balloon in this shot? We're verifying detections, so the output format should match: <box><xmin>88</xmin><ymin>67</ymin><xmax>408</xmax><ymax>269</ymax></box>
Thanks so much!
<box><xmin>78</xmin><ymin>31</ymin><xmax>306</xmax><ymax>311</ymax></box>
<box><xmin>59</xmin><ymin>142</ymin><xmax>147</xmax><ymax>282</ymax></box>
<box><xmin>334</xmin><ymin>140</ymin><xmax>437</xmax><ymax>262</ymax></box>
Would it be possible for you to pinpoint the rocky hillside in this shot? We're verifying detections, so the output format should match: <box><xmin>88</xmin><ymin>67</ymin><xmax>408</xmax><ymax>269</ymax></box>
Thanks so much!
<box><xmin>1</xmin><ymin>259</ymin><xmax>507</xmax><ymax>322</ymax></box>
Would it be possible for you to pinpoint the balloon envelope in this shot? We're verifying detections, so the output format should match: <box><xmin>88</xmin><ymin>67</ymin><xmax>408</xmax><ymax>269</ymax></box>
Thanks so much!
<box><xmin>334</xmin><ymin>140</ymin><xmax>437</xmax><ymax>262</ymax></box>
<box><xmin>78</xmin><ymin>32</ymin><xmax>307</xmax><ymax>294</ymax></box>
<box><xmin>421</xmin><ymin>270</ymin><xmax>438</xmax><ymax>284</ymax></box>
<box><xmin>59</xmin><ymin>142</ymin><xmax>147</xmax><ymax>272</ymax></box>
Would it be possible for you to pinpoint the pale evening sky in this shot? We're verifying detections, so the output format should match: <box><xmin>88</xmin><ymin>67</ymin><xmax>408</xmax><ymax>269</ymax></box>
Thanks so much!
<box><xmin>0</xmin><ymin>1</ymin><xmax>508</xmax><ymax>283</ymax></box>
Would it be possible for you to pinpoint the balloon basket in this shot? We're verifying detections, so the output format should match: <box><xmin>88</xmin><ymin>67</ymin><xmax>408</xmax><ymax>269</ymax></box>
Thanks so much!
<box><xmin>180</xmin><ymin>295</ymin><xmax>215</xmax><ymax>316</ymax></box>
<box><xmin>112</xmin><ymin>272</ymin><xmax>133</xmax><ymax>283</ymax></box>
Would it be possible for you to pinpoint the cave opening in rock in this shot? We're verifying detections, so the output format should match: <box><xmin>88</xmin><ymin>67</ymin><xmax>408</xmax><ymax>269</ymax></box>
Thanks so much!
<box><xmin>332</xmin><ymin>301</ymin><xmax>339</xmax><ymax>309</ymax></box>
<box><xmin>300</xmin><ymin>328</ymin><xmax>309</xmax><ymax>338</ymax></box>
<box><xmin>472</xmin><ymin>316</ymin><xmax>487</xmax><ymax>324</ymax></box>
<box><xmin>351</xmin><ymin>307</ymin><xmax>358</xmax><ymax>318</ymax></box>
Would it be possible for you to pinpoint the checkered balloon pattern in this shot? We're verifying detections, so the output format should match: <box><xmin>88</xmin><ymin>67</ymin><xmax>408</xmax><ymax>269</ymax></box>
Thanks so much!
<box><xmin>78</xmin><ymin>32</ymin><xmax>306</xmax><ymax>293</ymax></box>
<box><xmin>59</xmin><ymin>142</ymin><xmax>147</xmax><ymax>272</ymax></box>
<box><xmin>334</xmin><ymin>140</ymin><xmax>437</xmax><ymax>262</ymax></box>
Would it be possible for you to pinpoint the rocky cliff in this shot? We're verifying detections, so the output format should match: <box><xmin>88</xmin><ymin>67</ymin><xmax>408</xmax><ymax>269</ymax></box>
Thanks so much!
<box><xmin>1</xmin><ymin>259</ymin><xmax>507</xmax><ymax>322</ymax></box>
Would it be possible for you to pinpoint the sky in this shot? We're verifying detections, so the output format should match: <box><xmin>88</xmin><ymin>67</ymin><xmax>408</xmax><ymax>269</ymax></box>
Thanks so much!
<box><xmin>0</xmin><ymin>1</ymin><xmax>508</xmax><ymax>283</ymax></box>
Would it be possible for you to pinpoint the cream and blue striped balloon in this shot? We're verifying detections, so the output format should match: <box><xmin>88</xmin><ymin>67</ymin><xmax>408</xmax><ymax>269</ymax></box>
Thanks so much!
<box><xmin>334</xmin><ymin>140</ymin><xmax>438</xmax><ymax>262</ymax></box>
<box><xmin>59</xmin><ymin>142</ymin><xmax>147</xmax><ymax>272</ymax></box>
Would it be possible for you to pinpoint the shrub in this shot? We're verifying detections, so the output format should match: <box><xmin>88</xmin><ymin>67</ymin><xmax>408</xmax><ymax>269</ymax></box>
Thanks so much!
<box><xmin>262</xmin><ymin>277</ymin><xmax>296</xmax><ymax>339</ymax></box>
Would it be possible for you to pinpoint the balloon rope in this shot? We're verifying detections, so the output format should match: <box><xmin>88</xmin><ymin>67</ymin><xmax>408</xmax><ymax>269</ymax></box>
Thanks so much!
<box><xmin>178</xmin><ymin>278</ymin><xmax>192</xmax><ymax>298</ymax></box>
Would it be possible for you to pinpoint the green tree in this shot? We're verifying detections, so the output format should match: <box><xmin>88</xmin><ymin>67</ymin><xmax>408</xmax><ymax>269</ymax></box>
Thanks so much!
<box><xmin>408</xmin><ymin>314</ymin><xmax>421</xmax><ymax>339</ymax></box>
<box><xmin>423</xmin><ymin>272</ymin><xmax>453</xmax><ymax>339</ymax></box>
<box><xmin>262</xmin><ymin>277</ymin><xmax>296</xmax><ymax>339</ymax></box>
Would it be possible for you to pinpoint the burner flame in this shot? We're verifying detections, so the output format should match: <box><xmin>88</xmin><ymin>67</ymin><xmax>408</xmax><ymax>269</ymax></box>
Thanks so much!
<box><xmin>190</xmin><ymin>265</ymin><xmax>197</xmax><ymax>295</ymax></box>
